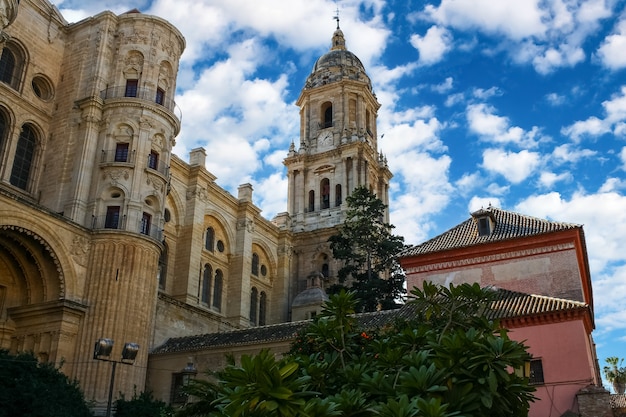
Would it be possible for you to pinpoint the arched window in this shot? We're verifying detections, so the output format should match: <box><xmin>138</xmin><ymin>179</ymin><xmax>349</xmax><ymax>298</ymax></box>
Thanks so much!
<box><xmin>252</xmin><ymin>253</ymin><xmax>259</xmax><ymax>276</ymax></box>
<box><xmin>259</xmin><ymin>291</ymin><xmax>267</xmax><ymax>326</ymax></box>
<box><xmin>0</xmin><ymin>47</ymin><xmax>16</xmax><ymax>88</ymax></box>
<box><xmin>202</xmin><ymin>264</ymin><xmax>212</xmax><ymax>304</ymax></box>
<box><xmin>320</xmin><ymin>178</ymin><xmax>330</xmax><ymax>209</ymax></box>
<box><xmin>335</xmin><ymin>184</ymin><xmax>342</xmax><ymax>206</ymax></box>
<box><xmin>158</xmin><ymin>243</ymin><xmax>168</xmax><ymax>290</ymax></box>
<box><xmin>213</xmin><ymin>270</ymin><xmax>223</xmax><ymax>311</ymax></box>
<box><xmin>0</xmin><ymin>42</ymin><xmax>25</xmax><ymax>90</ymax></box>
<box><xmin>10</xmin><ymin>124</ymin><xmax>37</xmax><ymax>190</ymax></box>
<box><xmin>205</xmin><ymin>227</ymin><xmax>215</xmax><ymax>252</ymax></box>
<box><xmin>148</xmin><ymin>150</ymin><xmax>159</xmax><ymax>170</ymax></box>
<box><xmin>322</xmin><ymin>102</ymin><xmax>333</xmax><ymax>128</ymax></box>
<box><xmin>322</xmin><ymin>263</ymin><xmax>329</xmax><ymax>278</ymax></box>
<box><xmin>0</xmin><ymin>110</ymin><xmax>7</xmax><ymax>157</ymax></box>
<box><xmin>250</xmin><ymin>287</ymin><xmax>258</xmax><ymax>325</ymax></box>
<box><xmin>308</xmin><ymin>190</ymin><xmax>315</xmax><ymax>212</ymax></box>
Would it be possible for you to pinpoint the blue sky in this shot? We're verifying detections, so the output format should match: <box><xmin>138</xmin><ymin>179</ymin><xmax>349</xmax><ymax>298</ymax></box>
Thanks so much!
<box><xmin>55</xmin><ymin>0</ymin><xmax>625</xmax><ymax>387</ymax></box>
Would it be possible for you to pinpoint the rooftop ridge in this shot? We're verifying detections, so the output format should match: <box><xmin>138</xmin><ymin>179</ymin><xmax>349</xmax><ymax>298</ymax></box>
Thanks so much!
<box><xmin>399</xmin><ymin>206</ymin><xmax>582</xmax><ymax>258</ymax></box>
<box><xmin>152</xmin><ymin>288</ymin><xmax>588</xmax><ymax>355</ymax></box>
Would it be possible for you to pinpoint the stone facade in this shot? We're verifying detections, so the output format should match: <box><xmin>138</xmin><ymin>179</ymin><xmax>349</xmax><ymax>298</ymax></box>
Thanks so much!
<box><xmin>0</xmin><ymin>0</ymin><xmax>390</xmax><ymax>413</ymax></box>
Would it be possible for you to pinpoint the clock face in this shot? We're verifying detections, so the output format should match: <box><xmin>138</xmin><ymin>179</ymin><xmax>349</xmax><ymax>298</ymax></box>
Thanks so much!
<box><xmin>318</xmin><ymin>131</ymin><xmax>333</xmax><ymax>146</ymax></box>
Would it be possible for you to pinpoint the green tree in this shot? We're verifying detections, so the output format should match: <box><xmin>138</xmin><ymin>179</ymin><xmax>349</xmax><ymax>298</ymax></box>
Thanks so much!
<box><xmin>115</xmin><ymin>389</ymin><xmax>174</xmax><ymax>417</ymax></box>
<box><xmin>328</xmin><ymin>186</ymin><xmax>406</xmax><ymax>311</ymax></box>
<box><xmin>180</xmin><ymin>283</ymin><xmax>536</xmax><ymax>417</ymax></box>
<box><xmin>0</xmin><ymin>350</ymin><xmax>92</xmax><ymax>417</ymax></box>
<box><xmin>603</xmin><ymin>356</ymin><xmax>626</xmax><ymax>394</ymax></box>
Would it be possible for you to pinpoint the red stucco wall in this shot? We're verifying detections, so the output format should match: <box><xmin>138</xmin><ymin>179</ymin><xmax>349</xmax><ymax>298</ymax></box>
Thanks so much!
<box><xmin>509</xmin><ymin>321</ymin><xmax>597</xmax><ymax>417</ymax></box>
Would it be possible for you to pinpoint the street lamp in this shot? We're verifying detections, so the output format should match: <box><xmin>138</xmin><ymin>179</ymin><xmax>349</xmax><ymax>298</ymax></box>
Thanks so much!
<box><xmin>93</xmin><ymin>338</ymin><xmax>139</xmax><ymax>417</ymax></box>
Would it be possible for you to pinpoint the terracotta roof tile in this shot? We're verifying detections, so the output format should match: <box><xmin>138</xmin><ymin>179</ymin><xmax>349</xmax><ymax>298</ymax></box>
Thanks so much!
<box><xmin>151</xmin><ymin>288</ymin><xmax>588</xmax><ymax>355</ymax></box>
<box><xmin>610</xmin><ymin>394</ymin><xmax>626</xmax><ymax>408</ymax></box>
<box><xmin>398</xmin><ymin>206</ymin><xmax>581</xmax><ymax>258</ymax></box>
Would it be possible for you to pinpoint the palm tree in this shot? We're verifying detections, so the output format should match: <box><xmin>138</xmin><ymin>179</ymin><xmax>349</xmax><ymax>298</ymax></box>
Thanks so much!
<box><xmin>604</xmin><ymin>357</ymin><xmax>626</xmax><ymax>394</ymax></box>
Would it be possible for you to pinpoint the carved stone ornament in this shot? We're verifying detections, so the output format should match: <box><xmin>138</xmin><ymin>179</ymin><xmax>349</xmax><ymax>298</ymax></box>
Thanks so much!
<box><xmin>70</xmin><ymin>236</ymin><xmax>91</xmax><ymax>266</ymax></box>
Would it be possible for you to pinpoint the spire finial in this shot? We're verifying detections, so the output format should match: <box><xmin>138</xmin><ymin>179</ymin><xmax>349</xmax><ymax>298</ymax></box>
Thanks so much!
<box><xmin>334</xmin><ymin>1</ymin><xmax>340</xmax><ymax>29</ymax></box>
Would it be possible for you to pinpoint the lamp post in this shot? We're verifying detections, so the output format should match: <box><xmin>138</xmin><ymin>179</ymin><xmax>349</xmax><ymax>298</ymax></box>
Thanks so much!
<box><xmin>93</xmin><ymin>338</ymin><xmax>140</xmax><ymax>417</ymax></box>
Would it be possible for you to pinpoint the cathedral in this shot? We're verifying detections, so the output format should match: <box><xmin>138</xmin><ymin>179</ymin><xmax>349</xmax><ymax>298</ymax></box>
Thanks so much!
<box><xmin>0</xmin><ymin>0</ymin><xmax>391</xmax><ymax>412</ymax></box>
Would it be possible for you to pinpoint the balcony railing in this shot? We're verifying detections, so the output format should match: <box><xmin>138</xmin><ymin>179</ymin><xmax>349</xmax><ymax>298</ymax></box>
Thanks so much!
<box><xmin>100</xmin><ymin>149</ymin><xmax>136</xmax><ymax>164</ymax></box>
<box><xmin>91</xmin><ymin>214</ymin><xmax>163</xmax><ymax>241</ymax></box>
<box><xmin>147</xmin><ymin>159</ymin><xmax>169</xmax><ymax>177</ymax></box>
<box><xmin>138</xmin><ymin>221</ymin><xmax>163</xmax><ymax>241</ymax></box>
<box><xmin>92</xmin><ymin>214</ymin><xmax>127</xmax><ymax>231</ymax></box>
<box><xmin>100</xmin><ymin>86</ymin><xmax>178</xmax><ymax>114</ymax></box>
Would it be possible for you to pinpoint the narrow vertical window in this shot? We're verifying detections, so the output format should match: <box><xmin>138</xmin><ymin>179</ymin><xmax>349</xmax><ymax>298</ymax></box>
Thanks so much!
<box><xmin>529</xmin><ymin>359</ymin><xmax>544</xmax><ymax>385</ymax></box>
<box><xmin>320</xmin><ymin>179</ymin><xmax>330</xmax><ymax>209</ymax></box>
<box><xmin>104</xmin><ymin>206</ymin><xmax>121</xmax><ymax>229</ymax></box>
<box><xmin>308</xmin><ymin>190</ymin><xmax>315</xmax><ymax>212</ymax></box>
<box><xmin>335</xmin><ymin>184</ymin><xmax>342</xmax><ymax>206</ymax></box>
<box><xmin>259</xmin><ymin>291</ymin><xmax>267</xmax><ymax>326</ymax></box>
<box><xmin>148</xmin><ymin>150</ymin><xmax>159</xmax><ymax>170</ymax></box>
<box><xmin>125</xmin><ymin>79</ymin><xmax>138</xmax><ymax>97</ymax></box>
<box><xmin>158</xmin><ymin>244</ymin><xmax>168</xmax><ymax>290</ymax></box>
<box><xmin>213</xmin><ymin>270</ymin><xmax>223</xmax><ymax>311</ymax></box>
<box><xmin>156</xmin><ymin>88</ymin><xmax>165</xmax><ymax>105</ymax></box>
<box><xmin>0</xmin><ymin>48</ymin><xmax>16</xmax><ymax>85</ymax></box>
<box><xmin>114</xmin><ymin>143</ymin><xmax>129</xmax><ymax>162</ymax></box>
<box><xmin>202</xmin><ymin>264</ymin><xmax>212</xmax><ymax>304</ymax></box>
<box><xmin>10</xmin><ymin>124</ymin><xmax>37</xmax><ymax>190</ymax></box>
<box><xmin>205</xmin><ymin>227</ymin><xmax>215</xmax><ymax>252</ymax></box>
<box><xmin>322</xmin><ymin>263</ymin><xmax>329</xmax><ymax>278</ymax></box>
<box><xmin>140</xmin><ymin>212</ymin><xmax>152</xmax><ymax>235</ymax></box>
<box><xmin>322</xmin><ymin>103</ymin><xmax>333</xmax><ymax>128</ymax></box>
<box><xmin>250</xmin><ymin>287</ymin><xmax>258</xmax><ymax>325</ymax></box>
<box><xmin>252</xmin><ymin>253</ymin><xmax>259</xmax><ymax>276</ymax></box>
<box><xmin>0</xmin><ymin>110</ymin><xmax>7</xmax><ymax>157</ymax></box>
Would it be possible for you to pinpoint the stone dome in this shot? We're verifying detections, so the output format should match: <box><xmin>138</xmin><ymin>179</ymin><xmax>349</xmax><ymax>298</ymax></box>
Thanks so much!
<box><xmin>292</xmin><ymin>286</ymin><xmax>328</xmax><ymax>308</ymax></box>
<box><xmin>292</xmin><ymin>273</ymin><xmax>329</xmax><ymax>308</ymax></box>
<box><xmin>304</xmin><ymin>26</ymin><xmax>372</xmax><ymax>90</ymax></box>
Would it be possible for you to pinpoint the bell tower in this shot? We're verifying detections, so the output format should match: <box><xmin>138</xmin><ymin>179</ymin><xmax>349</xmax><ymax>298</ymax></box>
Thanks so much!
<box><xmin>284</xmin><ymin>23</ymin><xmax>392</xmax><ymax>311</ymax></box>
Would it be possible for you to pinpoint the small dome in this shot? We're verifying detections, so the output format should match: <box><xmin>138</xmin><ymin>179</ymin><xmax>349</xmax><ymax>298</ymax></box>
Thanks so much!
<box><xmin>304</xmin><ymin>26</ymin><xmax>372</xmax><ymax>90</ymax></box>
<box><xmin>292</xmin><ymin>286</ymin><xmax>328</xmax><ymax>308</ymax></box>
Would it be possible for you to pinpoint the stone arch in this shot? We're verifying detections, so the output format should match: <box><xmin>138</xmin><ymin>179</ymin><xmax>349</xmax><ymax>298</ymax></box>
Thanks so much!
<box><xmin>1</xmin><ymin>38</ymin><xmax>29</xmax><ymax>90</ymax></box>
<box><xmin>157</xmin><ymin>60</ymin><xmax>173</xmax><ymax>91</ymax></box>
<box><xmin>251</xmin><ymin>240</ymin><xmax>276</xmax><ymax>283</ymax></box>
<box><xmin>203</xmin><ymin>210</ymin><xmax>234</xmax><ymax>254</ymax></box>
<box><xmin>0</xmin><ymin>224</ymin><xmax>65</xmax><ymax>304</ymax></box>
<box><xmin>309</xmin><ymin>244</ymin><xmax>332</xmax><ymax>279</ymax></box>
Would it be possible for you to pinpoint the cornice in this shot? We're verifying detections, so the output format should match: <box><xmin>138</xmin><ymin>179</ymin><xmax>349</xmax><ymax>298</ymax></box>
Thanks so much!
<box><xmin>404</xmin><ymin>242</ymin><xmax>576</xmax><ymax>274</ymax></box>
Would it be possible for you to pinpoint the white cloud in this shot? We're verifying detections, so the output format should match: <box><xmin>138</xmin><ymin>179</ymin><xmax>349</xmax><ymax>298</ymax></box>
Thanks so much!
<box><xmin>532</xmin><ymin>43</ymin><xmax>585</xmax><ymax>75</ymax></box>
<box><xmin>466</xmin><ymin>104</ymin><xmax>541</xmax><ymax>147</ymax></box>
<box><xmin>418</xmin><ymin>0</ymin><xmax>613</xmax><ymax>74</ymax></box>
<box><xmin>538</xmin><ymin>171</ymin><xmax>572</xmax><ymax>188</ymax></box>
<box><xmin>472</xmin><ymin>87</ymin><xmax>501</xmax><ymax>100</ymax></box>
<box><xmin>422</xmin><ymin>0</ymin><xmax>547</xmax><ymax>41</ymax></box>
<box><xmin>551</xmin><ymin>144</ymin><xmax>596</xmax><ymax>164</ymax></box>
<box><xmin>562</xmin><ymin>86</ymin><xmax>626</xmax><ymax>141</ymax></box>
<box><xmin>481</xmin><ymin>148</ymin><xmax>541</xmax><ymax>183</ymax></box>
<box><xmin>432</xmin><ymin>76</ymin><xmax>454</xmax><ymax>93</ymax></box>
<box><xmin>409</xmin><ymin>25</ymin><xmax>453</xmax><ymax>66</ymax></box>
<box><xmin>252</xmin><ymin>171</ymin><xmax>288</xmax><ymax>219</ymax></box>
<box><xmin>546</xmin><ymin>92</ymin><xmax>566</xmax><ymax>106</ymax></box>
<box><xmin>596</xmin><ymin>16</ymin><xmax>626</xmax><ymax>70</ymax></box>
<box><xmin>468</xmin><ymin>196</ymin><xmax>502</xmax><ymax>212</ymax></box>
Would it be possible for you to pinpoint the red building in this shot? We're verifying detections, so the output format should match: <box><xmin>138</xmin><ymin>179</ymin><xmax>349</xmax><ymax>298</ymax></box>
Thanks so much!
<box><xmin>398</xmin><ymin>206</ymin><xmax>603</xmax><ymax>417</ymax></box>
